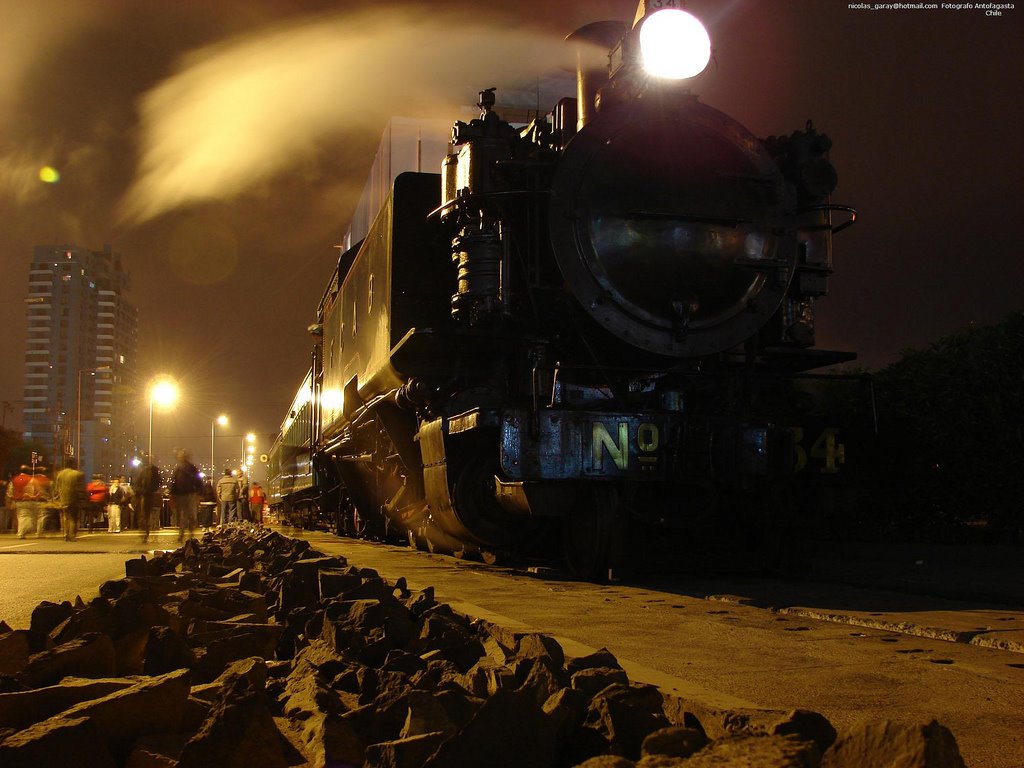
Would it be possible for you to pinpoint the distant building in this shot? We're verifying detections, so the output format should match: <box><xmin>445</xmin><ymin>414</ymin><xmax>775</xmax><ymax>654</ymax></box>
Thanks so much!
<box><xmin>21</xmin><ymin>244</ymin><xmax>138</xmax><ymax>478</ymax></box>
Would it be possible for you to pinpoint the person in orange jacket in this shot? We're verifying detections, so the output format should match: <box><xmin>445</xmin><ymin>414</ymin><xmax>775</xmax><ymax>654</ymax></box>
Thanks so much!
<box><xmin>86</xmin><ymin>474</ymin><xmax>109</xmax><ymax>532</ymax></box>
<box><xmin>249</xmin><ymin>482</ymin><xmax>267</xmax><ymax>525</ymax></box>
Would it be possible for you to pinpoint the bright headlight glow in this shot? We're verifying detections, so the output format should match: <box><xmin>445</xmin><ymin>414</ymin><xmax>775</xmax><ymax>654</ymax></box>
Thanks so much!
<box><xmin>639</xmin><ymin>9</ymin><xmax>711</xmax><ymax>80</ymax></box>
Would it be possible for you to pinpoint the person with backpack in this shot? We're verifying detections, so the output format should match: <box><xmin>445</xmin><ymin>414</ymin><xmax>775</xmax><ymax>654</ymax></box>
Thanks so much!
<box><xmin>134</xmin><ymin>454</ymin><xmax>162</xmax><ymax>544</ymax></box>
<box><xmin>170</xmin><ymin>449</ymin><xmax>203</xmax><ymax>542</ymax></box>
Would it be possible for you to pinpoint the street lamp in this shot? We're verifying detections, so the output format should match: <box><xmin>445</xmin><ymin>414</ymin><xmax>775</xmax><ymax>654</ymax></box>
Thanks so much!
<box><xmin>243</xmin><ymin>432</ymin><xmax>256</xmax><ymax>478</ymax></box>
<box><xmin>212</xmin><ymin>414</ymin><xmax>228</xmax><ymax>476</ymax></box>
<box><xmin>77</xmin><ymin>365</ymin><xmax>112</xmax><ymax>472</ymax></box>
<box><xmin>148</xmin><ymin>376</ymin><xmax>179</xmax><ymax>461</ymax></box>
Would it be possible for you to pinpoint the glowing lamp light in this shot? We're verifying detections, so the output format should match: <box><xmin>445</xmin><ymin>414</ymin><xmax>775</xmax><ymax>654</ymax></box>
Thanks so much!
<box><xmin>39</xmin><ymin>166</ymin><xmax>61</xmax><ymax>183</ymax></box>
<box><xmin>150</xmin><ymin>378</ymin><xmax>180</xmax><ymax>409</ymax></box>
<box><xmin>321</xmin><ymin>388</ymin><xmax>343</xmax><ymax>411</ymax></box>
<box><xmin>639</xmin><ymin>9</ymin><xmax>711</xmax><ymax>80</ymax></box>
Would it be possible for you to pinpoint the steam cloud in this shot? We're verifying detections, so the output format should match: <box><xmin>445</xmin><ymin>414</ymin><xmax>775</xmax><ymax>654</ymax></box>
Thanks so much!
<box><xmin>122</xmin><ymin>7</ymin><xmax>590</xmax><ymax>223</ymax></box>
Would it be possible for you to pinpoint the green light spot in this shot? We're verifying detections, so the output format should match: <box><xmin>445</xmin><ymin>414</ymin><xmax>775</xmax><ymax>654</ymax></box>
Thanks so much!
<box><xmin>39</xmin><ymin>166</ymin><xmax>61</xmax><ymax>183</ymax></box>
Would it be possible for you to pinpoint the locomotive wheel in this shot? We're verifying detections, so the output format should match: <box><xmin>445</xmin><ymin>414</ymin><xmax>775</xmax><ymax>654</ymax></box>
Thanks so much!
<box><xmin>406</xmin><ymin>524</ymin><xmax>429</xmax><ymax>551</ymax></box>
<box><xmin>563</xmin><ymin>484</ymin><xmax>619</xmax><ymax>581</ymax></box>
<box><xmin>348</xmin><ymin>506</ymin><xmax>369</xmax><ymax>539</ymax></box>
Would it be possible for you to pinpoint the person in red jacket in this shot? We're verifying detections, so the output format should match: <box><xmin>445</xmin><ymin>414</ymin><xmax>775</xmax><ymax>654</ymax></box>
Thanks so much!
<box><xmin>86</xmin><ymin>475</ymin><xmax>109</xmax><ymax>532</ymax></box>
<box><xmin>6</xmin><ymin>466</ymin><xmax>33</xmax><ymax>537</ymax></box>
<box><xmin>27</xmin><ymin>467</ymin><xmax>53</xmax><ymax>534</ymax></box>
<box><xmin>248</xmin><ymin>482</ymin><xmax>267</xmax><ymax>525</ymax></box>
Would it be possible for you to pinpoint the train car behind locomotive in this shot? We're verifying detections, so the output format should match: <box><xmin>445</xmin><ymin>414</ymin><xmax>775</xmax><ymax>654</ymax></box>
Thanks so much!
<box><xmin>268</xmin><ymin>368</ymin><xmax>318</xmax><ymax>528</ymax></box>
<box><xmin>275</xmin><ymin>2</ymin><xmax>861</xmax><ymax>577</ymax></box>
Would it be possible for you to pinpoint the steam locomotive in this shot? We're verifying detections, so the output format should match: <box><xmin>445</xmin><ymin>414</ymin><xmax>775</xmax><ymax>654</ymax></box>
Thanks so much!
<box><xmin>268</xmin><ymin>4</ymin><xmax>859</xmax><ymax>577</ymax></box>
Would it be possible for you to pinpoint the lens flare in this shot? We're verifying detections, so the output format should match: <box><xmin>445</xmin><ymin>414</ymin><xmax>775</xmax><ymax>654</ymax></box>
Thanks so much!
<box><xmin>150</xmin><ymin>378</ymin><xmax>180</xmax><ymax>409</ymax></box>
<box><xmin>38</xmin><ymin>166</ymin><xmax>61</xmax><ymax>183</ymax></box>
<box><xmin>639</xmin><ymin>9</ymin><xmax>711</xmax><ymax>80</ymax></box>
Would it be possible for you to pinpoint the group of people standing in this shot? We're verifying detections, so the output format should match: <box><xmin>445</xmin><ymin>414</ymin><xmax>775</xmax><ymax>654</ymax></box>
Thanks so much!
<box><xmin>2</xmin><ymin>449</ymin><xmax>268</xmax><ymax>543</ymax></box>
<box><xmin>215</xmin><ymin>468</ymin><xmax>266</xmax><ymax>525</ymax></box>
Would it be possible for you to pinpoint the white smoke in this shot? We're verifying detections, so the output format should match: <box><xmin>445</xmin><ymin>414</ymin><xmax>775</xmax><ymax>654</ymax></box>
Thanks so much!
<box><xmin>121</xmin><ymin>7</ymin><xmax>590</xmax><ymax>223</ymax></box>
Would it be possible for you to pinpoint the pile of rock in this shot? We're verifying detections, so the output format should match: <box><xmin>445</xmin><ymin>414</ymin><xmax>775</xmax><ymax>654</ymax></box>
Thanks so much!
<box><xmin>0</xmin><ymin>526</ymin><xmax>966</xmax><ymax>767</ymax></box>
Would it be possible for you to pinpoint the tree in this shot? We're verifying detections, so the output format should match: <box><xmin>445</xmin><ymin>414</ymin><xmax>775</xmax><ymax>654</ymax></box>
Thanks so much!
<box><xmin>0</xmin><ymin>429</ymin><xmax>49</xmax><ymax>478</ymax></box>
<box><xmin>872</xmin><ymin>311</ymin><xmax>1024</xmax><ymax>541</ymax></box>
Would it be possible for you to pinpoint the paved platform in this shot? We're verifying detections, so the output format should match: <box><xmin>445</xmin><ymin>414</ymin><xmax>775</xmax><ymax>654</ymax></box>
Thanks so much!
<box><xmin>796</xmin><ymin>540</ymin><xmax>1024</xmax><ymax>652</ymax></box>
<box><xmin>810</xmin><ymin>540</ymin><xmax>1024</xmax><ymax>606</ymax></box>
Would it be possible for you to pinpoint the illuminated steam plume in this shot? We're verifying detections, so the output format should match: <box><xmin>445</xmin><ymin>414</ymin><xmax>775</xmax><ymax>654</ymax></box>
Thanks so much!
<box><xmin>122</xmin><ymin>7</ymin><xmax>591</xmax><ymax>223</ymax></box>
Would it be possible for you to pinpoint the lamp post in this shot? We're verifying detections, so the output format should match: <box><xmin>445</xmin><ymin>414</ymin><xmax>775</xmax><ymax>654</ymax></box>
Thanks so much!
<box><xmin>212</xmin><ymin>414</ymin><xmax>228</xmax><ymax>477</ymax></box>
<box><xmin>76</xmin><ymin>365</ymin><xmax>111</xmax><ymax>472</ymax></box>
<box><xmin>148</xmin><ymin>377</ymin><xmax>180</xmax><ymax>462</ymax></box>
<box><xmin>242</xmin><ymin>432</ymin><xmax>256</xmax><ymax>478</ymax></box>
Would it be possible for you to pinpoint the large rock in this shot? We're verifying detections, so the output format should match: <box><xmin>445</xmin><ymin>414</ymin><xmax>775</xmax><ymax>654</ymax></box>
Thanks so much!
<box><xmin>822</xmin><ymin>720</ymin><xmax>966</xmax><ymax>768</ymax></box>
<box><xmin>770</xmin><ymin>709</ymin><xmax>838</xmax><ymax>753</ymax></box>
<box><xmin>178</xmin><ymin>672</ymin><xmax>288</xmax><ymax>768</ymax></box>
<box><xmin>365</xmin><ymin>731</ymin><xmax>448</xmax><ymax>768</ymax></box>
<box><xmin>0</xmin><ymin>715</ymin><xmax>116</xmax><ymax>767</ymax></box>
<box><xmin>0</xmin><ymin>677</ymin><xmax>135</xmax><ymax>730</ymax></box>
<box><xmin>422</xmin><ymin>689</ymin><xmax>557</xmax><ymax>768</ymax></box>
<box><xmin>20</xmin><ymin>632</ymin><xmax>117</xmax><ymax>687</ymax></box>
<box><xmin>294</xmin><ymin>710</ymin><xmax>366</xmax><ymax>768</ymax></box>
<box><xmin>399</xmin><ymin>690</ymin><xmax>458</xmax><ymax>738</ymax></box>
<box><xmin>143</xmin><ymin>626</ymin><xmax>195</xmax><ymax>675</ymax></box>
<box><xmin>113</xmin><ymin>628</ymin><xmax>151</xmax><ymax>676</ymax></box>
<box><xmin>29</xmin><ymin>601</ymin><xmax>74</xmax><ymax>636</ymax></box>
<box><xmin>641</xmin><ymin>726</ymin><xmax>709</xmax><ymax>760</ymax></box>
<box><xmin>318</xmin><ymin>568</ymin><xmax>362</xmax><ymax>600</ymax></box>
<box><xmin>584</xmin><ymin>683</ymin><xmax>670</xmax><ymax>760</ymax></box>
<box><xmin>191</xmin><ymin>624</ymin><xmax>282</xmax><ymax>682</ymax></box>
<box><xmin>515</xmin><ymin>655</ymin><xmax>564</xmax><ymax>705</ymax></box>
<box><xmin>0</xmin><ymin>630</ymin><xmax>30</xmax><ymax>675</ymax></box>
<box><xmin>321</xmin><ymin>598</ymin><xmax>415</xmax><ymax>653</ymax></box>
<box><xmin>191</xmin><ymin>657</ymin><xmax>268</xmax><ymax>703</ymax></box>
<box><xmin>671</xmin><ymin>733</ymin><xmax>820</xmax><ymax>767</ymax></box>
<box><xmin>46</xmin><ymin>667</ymin><xmax>191</xmax><ymax>760</ymax></box>
<box><xmin>567</xmin><ymin>647</ymin><xmax>622</xmax><ymax>676</ymax></box>
<box><xmin>123</xmin><ymin>733</ymin><xmax>188</xmax><ymax>767</ymax></box>
<box><xmin>572</xmin><ymin>666</ymin><xmax>631</xmax><ymax>700</ymax></box>
<box><xmin>460</xmin><ymin>657</ymin><xmax>516</xmax><ymax>698</ymax></box>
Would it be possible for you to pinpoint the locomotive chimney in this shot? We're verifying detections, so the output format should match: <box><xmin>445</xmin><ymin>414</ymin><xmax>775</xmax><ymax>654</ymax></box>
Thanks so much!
<box><xmin>565</xmin><ymin>21</ymin><xmax>627</xmax><ymax>132</ymax></box>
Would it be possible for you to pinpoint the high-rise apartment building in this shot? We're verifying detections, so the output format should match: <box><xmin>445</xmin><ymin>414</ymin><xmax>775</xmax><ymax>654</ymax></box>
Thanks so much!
<box><xmin>22</xmin><ymin>245</ymin><xmax>138</xmax><ymax>478</ymax></box>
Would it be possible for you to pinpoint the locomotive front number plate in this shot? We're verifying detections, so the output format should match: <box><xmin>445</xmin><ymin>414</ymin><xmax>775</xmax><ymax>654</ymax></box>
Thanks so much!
<box><xmin>500</xmin><ymin>410</ymin><xmax>669</xmax><ymax>480</ymax></box>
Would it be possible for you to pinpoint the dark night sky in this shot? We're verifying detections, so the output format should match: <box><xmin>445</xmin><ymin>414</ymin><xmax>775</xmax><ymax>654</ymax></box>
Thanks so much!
<box><xmin>1</xmin><ymin>0</ymin><xmax>1021</xmax><ymax>471</ymax></box>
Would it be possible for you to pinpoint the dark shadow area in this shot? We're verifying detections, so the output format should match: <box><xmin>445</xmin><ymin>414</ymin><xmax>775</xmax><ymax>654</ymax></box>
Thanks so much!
<box><xmin>617</xmin><ymin>539</ymin><xmax>1024</xmax><ymax>614</ymax></box>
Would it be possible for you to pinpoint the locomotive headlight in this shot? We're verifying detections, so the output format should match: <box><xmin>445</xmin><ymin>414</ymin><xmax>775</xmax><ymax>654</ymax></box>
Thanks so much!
<box><xmin>639</xmin><ymin>9</ymin><xmax>711</xmax><ymax>80</ymax></box>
